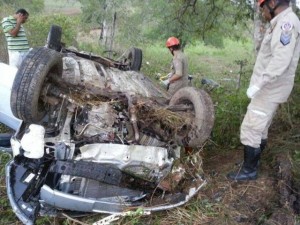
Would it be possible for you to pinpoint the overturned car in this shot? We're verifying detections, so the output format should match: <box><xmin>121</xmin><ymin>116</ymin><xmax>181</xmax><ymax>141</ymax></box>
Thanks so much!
<box><xmin>0</xmin><ymin>28</ymin><xmax>214</xmax><ymax>224</ymax></box>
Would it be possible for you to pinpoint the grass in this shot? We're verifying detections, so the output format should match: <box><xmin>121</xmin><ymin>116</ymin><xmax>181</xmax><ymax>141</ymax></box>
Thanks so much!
<box><xmin>44</xmin><ymin>0</ymin><xmax>81</xmax><ymax>14</ymax></box>
<box><xmin>187</xmin><ymin>39</ymin><xmax>254</xmax><ymax>82</ymax></box>
<box><xmin>44</xmin><ymin>0</ymin><xmax>81</xmax><ymax>10</ymax></box>
<box><xmin>0</xmin><ymin>154</ymin><xmax>16</xmax><ymax>225</ymax></box>
<box><xmin>141</xmin><ymin>39</ymin><xmax>254</xmax><ymax>90</ymax></box>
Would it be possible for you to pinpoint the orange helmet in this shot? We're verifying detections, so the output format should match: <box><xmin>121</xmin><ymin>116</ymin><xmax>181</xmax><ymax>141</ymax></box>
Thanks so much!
<box><xmin>258</xmin><ymin>0</ymin><xmax>289</xmax><ymax>7</ymax></box>
<box><xmin>166</xmin><ymin>37</ymin><xmax>180</xmax><ymax>48</ymax></box>
<box><xmin>258</xmin><ymin>0</ymin><xmax>266</xmax><ymax>7</ymax></box>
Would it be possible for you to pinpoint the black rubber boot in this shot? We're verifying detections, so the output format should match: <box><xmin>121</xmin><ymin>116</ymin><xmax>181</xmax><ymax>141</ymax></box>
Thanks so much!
<box><xmin>227</xmin><ymin>145</ymin><xmax>261</xmax><ymax>181</ymax></box>
<box><xmin>255</xmin><ymin>139</ymin><xmax>267</xmax><ymax>168</ymax></box>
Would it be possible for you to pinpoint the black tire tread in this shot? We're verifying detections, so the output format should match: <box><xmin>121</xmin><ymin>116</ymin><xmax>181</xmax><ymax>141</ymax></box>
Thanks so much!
<box><xmin>128</xmin><ymin>47</ymin><xmax>142</xmax><ymax>71</ymax></box>
<box><xmin>11</xmin><ymin>47</ymin><xmax>63</xmax><ymax>123</ymax></box>
<box><xmin>47</xmin><ymin>25</ymin><xmax>62</xmax><ymax>52</ymax></box>
<box><xmin>169</xmin><ymin>87</ymin><xmax>214</xmax><ymax>147</ymax></box>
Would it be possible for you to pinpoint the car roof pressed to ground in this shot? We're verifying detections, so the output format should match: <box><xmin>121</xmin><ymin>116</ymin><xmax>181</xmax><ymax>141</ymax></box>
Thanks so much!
<box><xmin>0</xmin><ymin>62</ymin><xmax>22</xmax><ymax>131</ymax></box>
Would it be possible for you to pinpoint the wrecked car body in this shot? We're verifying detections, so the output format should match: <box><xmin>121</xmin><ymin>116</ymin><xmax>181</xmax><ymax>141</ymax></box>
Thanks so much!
<box><xmin>0</xmin><ymin>29</ymin><xmax>214</xmax><ymax>224</ymax></box>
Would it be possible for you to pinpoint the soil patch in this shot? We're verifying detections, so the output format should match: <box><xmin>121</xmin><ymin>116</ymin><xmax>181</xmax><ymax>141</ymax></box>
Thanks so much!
<box><xmin>200</xmin><ymin>122</ymin><xmax>300</xmax><ymax>224</ymax></box>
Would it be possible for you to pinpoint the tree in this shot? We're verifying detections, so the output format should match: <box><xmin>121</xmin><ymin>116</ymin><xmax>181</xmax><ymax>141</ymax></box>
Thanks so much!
<box><xmin>79</xmin><ymin>0</ymin><xmax>257</xmax><ymax>49</ymax></box>
<box><xmin>134</xmin><ymin>0</ymin><xmax>254</xmax><ymax>47</ymax></box>
<box><xmin>78</xmin><ymin>0</ymin><xmax>121</xmax><ymax>50</ymax></box>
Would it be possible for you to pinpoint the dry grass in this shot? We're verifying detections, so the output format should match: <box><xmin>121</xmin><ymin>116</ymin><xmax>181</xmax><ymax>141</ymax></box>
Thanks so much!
<box><xmin>136</xmin><ymin>101</ymin><xmax>191</xmax><ymax>132</ymax></box>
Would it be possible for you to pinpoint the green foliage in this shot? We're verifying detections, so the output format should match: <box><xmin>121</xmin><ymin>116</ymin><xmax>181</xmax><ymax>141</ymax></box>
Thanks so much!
<box><xmin>196</xmin><ymin>199</ymin><xmax>219</xmax><ymax>216</ymax></box>
<box><xmin>140</xmin><ymin>43</ymin><xmax>171</xmax><ymax>79</ymax></box>
<box><xmin>0</xmin><ymin>0</ymin><xmax>44</xmax><ymax>13</ymax></box>
<box><xmin>78</xmin><ymin>0</ymin><xmax>255</xmax><ymax>49</ymax></box>
<box><xmin>138</xmin><ymin>0</ymin><xmax>254</xmax><ymax>47</ymax></box>
<box><xmin>0</xmin><ymin>124</ymin><xmax>11</xmax><ymax>133</ymax></box>
<box><xmin>118</xmin><ymin>208</ymin><xmax>147</xmax><ymax>225</ymax></box>
<box><xmin>25</xmin><ymin>14</ymin><xmax>80</xmax><ymax>47</ymax></box>
<box><xmin>78</xmin><ymin>41</ymin><xmax>105</xmax><ymax>55</ymax></box>
<box><xmin>44</xmin><ymin>0</ymin><xmax>81</xmax><ymax>12</ymax></box>
<box><xmin>203</xmin><ymin>31</ymin><xmax>224</xmax><ymax>48</ymax></box>
<box><xmin>0</xmin><ymin>153</ymin><xmax>16</xmax><ymax>225</ymax></box>
<box><xmin>211</xmin><ymin>88</ymin><xmax>249</xmax><ymax>147</ymax></box>
<box><xmin>35</xmin><ymin>216</ymin><xmax>53</xmax><ymax>225</ymax></box>
<box><xmin>78</xmin><ymin>0</ymin><xmax>106</xmax><ymax>28</ymax></box>
<box><xmin>0</xmin><ymin>4</ymin><xmax>14</xmax><ymax>19</ymax></box>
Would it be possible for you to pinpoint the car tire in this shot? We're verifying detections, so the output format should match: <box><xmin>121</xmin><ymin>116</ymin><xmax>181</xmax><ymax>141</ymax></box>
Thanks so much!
<box><xmin>47</xmin><ymin>25</ymin><xmax>62</xmax><ymax>52</ymax></box>
<box><xmin>125</xmin><ymin>47</ymin><xmax>142</xmax><ymax>71</ymax></box>
<box><xmin>10</xmin><ymin>47</ymin><xmax>63</xmax><ymax>123</ymax></box>
<box><xmin>169</xmin><ymin>87</ymin><xmax>215</xmax><ymax>147</ymax></box>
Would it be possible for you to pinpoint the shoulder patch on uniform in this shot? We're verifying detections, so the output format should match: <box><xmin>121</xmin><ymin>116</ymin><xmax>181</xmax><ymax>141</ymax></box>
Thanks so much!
<box><xmin>280</xmin><ymin>22</ymin><xmax>293</xmax><ymax>46</ymax></box>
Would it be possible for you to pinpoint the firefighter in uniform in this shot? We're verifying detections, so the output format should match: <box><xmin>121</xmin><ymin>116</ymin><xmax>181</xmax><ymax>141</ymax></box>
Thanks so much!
<box><xmin>228</xmin><ymin>0</ymin><xmax>300</xmax><ymax>180</ymax></box>
<box><xmin>161</xmin><ymin>37</ymin><xmax>189</xmax><ymax>95</ymax></box>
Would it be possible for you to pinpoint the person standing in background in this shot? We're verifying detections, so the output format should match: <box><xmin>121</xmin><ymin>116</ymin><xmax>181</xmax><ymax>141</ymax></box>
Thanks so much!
<box><xmin>1</xmin><ymin>9</ymin><xmax>30</xmax><ymax>68</ymax></box>
<box><xmin>227</xmin><ymin>0</ymin><xmax>300</xmax><ymax>181</ymax></box>
<box><xmin>161</xmin><ymin>37</ymin><xmax>189</xmax><ymax>95</ymax></box>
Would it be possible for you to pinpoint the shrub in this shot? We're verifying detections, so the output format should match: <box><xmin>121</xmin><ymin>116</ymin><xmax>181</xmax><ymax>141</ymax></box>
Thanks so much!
<box><xmin>25</xmin><ymin>14</ymin><xmax>80</xmax><ymax>48</ymax></box>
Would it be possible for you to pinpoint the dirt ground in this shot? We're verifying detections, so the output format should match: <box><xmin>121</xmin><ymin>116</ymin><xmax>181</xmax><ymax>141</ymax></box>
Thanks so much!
<box><xmin>200</xmin><ymin>121</ymin><xmax>300</xmax><ymax>225</ymax></box>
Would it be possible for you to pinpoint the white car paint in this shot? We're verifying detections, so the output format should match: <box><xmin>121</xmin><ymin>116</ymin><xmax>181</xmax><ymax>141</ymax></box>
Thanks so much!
<box><xmin>0</xmin><ymin>62</ymin><xmax>22</xmax><ymax>130</ymax></box>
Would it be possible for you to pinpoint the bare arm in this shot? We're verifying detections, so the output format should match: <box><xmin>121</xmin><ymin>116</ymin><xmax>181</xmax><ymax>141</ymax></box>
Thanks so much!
<box><xmin>8</xmin><ymin>14</ymin><xmax>26</xmax><ymax>37</ymax></box>
<box><xmin>169</xmin><ymin>74</ymin><xmax>182</xmax><ymax>83</ymax></box>
<box><xmin>9</xmin><ymin>23</ymin><xmax>21</xmax><ymax>37</ymax></box>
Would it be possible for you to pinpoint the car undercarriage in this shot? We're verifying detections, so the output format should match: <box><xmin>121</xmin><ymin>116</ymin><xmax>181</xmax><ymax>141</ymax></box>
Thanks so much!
<box><xmin>0</xmin><ymin>26</ymin><xmax>215</xmax><ymax>225</ymax></box>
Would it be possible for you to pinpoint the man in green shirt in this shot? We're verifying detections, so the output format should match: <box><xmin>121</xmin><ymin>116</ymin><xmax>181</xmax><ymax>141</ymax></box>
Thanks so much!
<box><xmin>1</xmin><ymin>9</ymin><xmax>30</xmax><ymax>68</ymax></box>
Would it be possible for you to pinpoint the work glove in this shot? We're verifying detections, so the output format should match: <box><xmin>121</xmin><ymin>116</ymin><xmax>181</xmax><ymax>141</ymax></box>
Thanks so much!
<box><xmin>246</xmin><ymin>85</ymin><xmax>260</xmax><ymax>99</ymax></box>
<box><xmin>160</xmin><ymin>79</ymin><xmax>170</xmax><ymax>90</ymax></box>
<box><xmin>161</xmin><ymin>79</ymin><xmax>170</xmax><ymax>86</ymax></box>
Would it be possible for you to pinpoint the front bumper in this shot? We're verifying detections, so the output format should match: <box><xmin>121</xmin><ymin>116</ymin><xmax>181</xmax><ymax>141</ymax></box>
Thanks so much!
<box><xmin>6</xmin><ymin>160</ymin><xmax>38</xmax><ymax>225</ymax></box>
